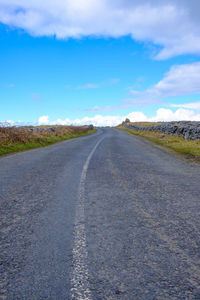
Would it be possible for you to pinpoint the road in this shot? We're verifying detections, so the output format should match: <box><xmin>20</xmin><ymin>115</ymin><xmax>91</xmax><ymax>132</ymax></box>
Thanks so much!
<box><xmin>1</xmin><ymin>128</ymin><xmax>200</xmax><ymax>299</ymax></box>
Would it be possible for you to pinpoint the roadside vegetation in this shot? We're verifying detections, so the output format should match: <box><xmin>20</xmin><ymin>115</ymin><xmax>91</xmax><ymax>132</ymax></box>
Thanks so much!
<box><xmin>0</xmin><ymin>125</ymin><xmax>95</xmax><ymax>156</ymax></box>
<box><xmin>125</xmin><ymin>121</ymin><xmax>163</xmax><ymax>127</ymax></box>
<box><xmin>117</xmin><ymin>124</ymin><xmax>200</xmax><ymax>161</ymax></box>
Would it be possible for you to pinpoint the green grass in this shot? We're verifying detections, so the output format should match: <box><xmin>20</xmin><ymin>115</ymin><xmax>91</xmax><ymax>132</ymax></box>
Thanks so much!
<box><xmin>0</xmin><ymin>129</ymin><xmax>96</xmax><ymax>156</ymax></box>
<box><xmin>117</xmin><ymin>126</ymin><xmax>200</xmax><ymax>161</ymax></box>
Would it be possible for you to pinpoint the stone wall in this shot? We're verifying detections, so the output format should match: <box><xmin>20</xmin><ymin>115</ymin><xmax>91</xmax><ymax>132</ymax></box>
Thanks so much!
<box><xmin>124</xmin><ymin>121</ymin><xmax>200</xmax><ymax>140</ymax></box>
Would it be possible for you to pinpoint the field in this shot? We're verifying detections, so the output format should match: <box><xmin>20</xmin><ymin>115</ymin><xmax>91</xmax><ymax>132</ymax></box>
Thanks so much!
<box><xmin>124</xmin><ymin>121</ymin><xmax>163</xmax><ymax>127</ymax></box>
<box><xmin>0</xmin><ymin>125</ymin><xmax>95</xmax><ymax>156</ymax></box>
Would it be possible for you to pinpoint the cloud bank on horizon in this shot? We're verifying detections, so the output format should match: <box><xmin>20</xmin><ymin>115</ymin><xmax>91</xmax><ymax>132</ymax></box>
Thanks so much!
<box><xmin>1</xmin><ymin>0</ymin><xmax>200</xmax><ymax>59</ymax></box>
<box><xmin>3</xmin><ymin>104</ymin><xmax>200</xmax><ymax>127</ymax></box>
<box><xmin>36</xmin><ymin>106</ymin><xmax>200</xmax><ymax>127</ymax></box>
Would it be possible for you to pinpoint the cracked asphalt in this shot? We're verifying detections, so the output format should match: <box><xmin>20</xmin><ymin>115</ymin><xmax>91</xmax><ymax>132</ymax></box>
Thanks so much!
<box><xmin>1</xmin><ymin>128</ymin><xmax>200</xmax><ymax>299</ymax></box>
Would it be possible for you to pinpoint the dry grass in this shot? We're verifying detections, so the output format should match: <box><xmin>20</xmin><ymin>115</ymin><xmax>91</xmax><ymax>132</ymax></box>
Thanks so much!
<box><xmin>0</xmin><ymin>125</ymin><xmax>89</xmax><ymax>144</ymax></box>
<box><xmin>126</xmin><ymin>122</ymin><xmax>163</xmax><ymax>127</ymax></box>
<box><xmin>118</xmin><ymin>126</ymin><xmax>200</xmax><ymax>161</ymax></box>
<box><xmin>0</xmin><ymin>125</ymin><xmax>95</xmax><ymax>155</ymax></box>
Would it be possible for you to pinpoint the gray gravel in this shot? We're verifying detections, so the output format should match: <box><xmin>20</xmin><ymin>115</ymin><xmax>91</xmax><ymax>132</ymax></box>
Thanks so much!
<box><xmin>1</xmin><ymin>128</ymin><xmax>200</xmax><ymax>299</ymax></box>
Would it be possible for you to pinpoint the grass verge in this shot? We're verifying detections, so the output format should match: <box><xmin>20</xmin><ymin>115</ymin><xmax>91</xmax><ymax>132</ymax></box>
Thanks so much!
<box><xmin>0</xmin><ymin>129</ymin><xmax>96</xmax><ymax>156</ymax></box>
<box><xmin>117</xmin><ymin>126</ymin><xmax>200</xmax><ymax>162</ymax></box>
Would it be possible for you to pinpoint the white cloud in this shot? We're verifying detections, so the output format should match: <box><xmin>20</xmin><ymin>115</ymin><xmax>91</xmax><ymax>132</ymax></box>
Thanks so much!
<box><xmin>3</xmin><ymin>107</ymin><xmax>200</xmax><ymax>127</ymax></box>
<box><xmin>150</xmin><ymin>108</ymin><xmax>200</xmax><ymax>122</ymax></box>
<box><xmin>37</xmin><ymin>107</ymin><xmax>200</xmax><ymax>127</ymax></box>
<box><xmin>153</xmin><ymin>62</ymin><xmax>200</xmax><ymax>96</ymax></box>
<box><xmin>54</xmin><ymin>115</ymin><xmax>125</xmax><ymax>127</ymax></box>
<box><xmin>84</xmin><ymin>62</ymin><xmax>200</xmax><ymax>111</ymax></box>
<box><xmin>38</xmin><ymin>115</ymin><xmax>50</xmax><ymax>125</ymax></box>
<box><xmin>0</xmin><ymin>119</ymin><xmax>15</xmax><ymax>126</ymax></box>
<box><xmin>129</xmin><ymin>62</ymin><xmax>200</xmax><ymax>104</ymax></box>
<box><xmin>127</xmin><ymin>111</ymin><xmax>148</xmax><ymax>122</ymax></box>
<box><xmin>1</xmin><ymin>1</ymin><xmax>200</xmax><ymax>59</ymax></box>
<box><xmin>171</xmin><ymin>101</ymin><xmax>200</xmax><ymax>110</ymax></box>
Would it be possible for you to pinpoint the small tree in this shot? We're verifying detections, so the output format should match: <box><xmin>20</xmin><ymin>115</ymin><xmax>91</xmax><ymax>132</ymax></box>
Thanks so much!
<box><xmin>125</xmin><ymin>118</ymin><xmax>130</xmax><ymax>123</ymax></box>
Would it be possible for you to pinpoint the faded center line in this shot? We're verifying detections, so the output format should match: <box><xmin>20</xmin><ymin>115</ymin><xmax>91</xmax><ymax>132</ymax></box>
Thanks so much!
<box><xmin>70</xmin><ymin>137</ymin><xmax>104</xmax><ymax>299</ymax></box>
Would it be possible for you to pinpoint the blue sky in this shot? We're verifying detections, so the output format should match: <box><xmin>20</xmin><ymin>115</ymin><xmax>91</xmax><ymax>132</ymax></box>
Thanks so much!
<box><xmin>1</xmin><ymin>1</ymin><xmax>200</xmax><ymax>126</ymax></box>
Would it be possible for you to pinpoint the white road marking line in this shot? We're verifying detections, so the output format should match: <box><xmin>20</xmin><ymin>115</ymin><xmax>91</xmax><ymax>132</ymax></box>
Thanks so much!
<box><xmin>70</xmin><ymin>137</ymin><xmax>104</xmax><ymax>300</ymax></box>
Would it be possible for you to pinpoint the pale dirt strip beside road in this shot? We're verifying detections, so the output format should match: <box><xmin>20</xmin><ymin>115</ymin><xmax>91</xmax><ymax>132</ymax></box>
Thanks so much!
<box><xmin>1</xmin><ymin>128</ymin><xmax>200</xmax><ymax>299</ymax></box>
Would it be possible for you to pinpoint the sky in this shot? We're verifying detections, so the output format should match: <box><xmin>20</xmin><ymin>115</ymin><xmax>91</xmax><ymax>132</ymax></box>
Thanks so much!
<box><xmin>0</xmin><ymin>0</ymin><xmax>200</xmax><ymax>126</ymax></box>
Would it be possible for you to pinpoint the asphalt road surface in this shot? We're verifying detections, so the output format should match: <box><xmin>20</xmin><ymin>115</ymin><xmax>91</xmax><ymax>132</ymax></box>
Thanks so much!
<box><xmin>1</xmin><ymin>128</ymin><xmax>200</xmax><ymax>299</ymax></box>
